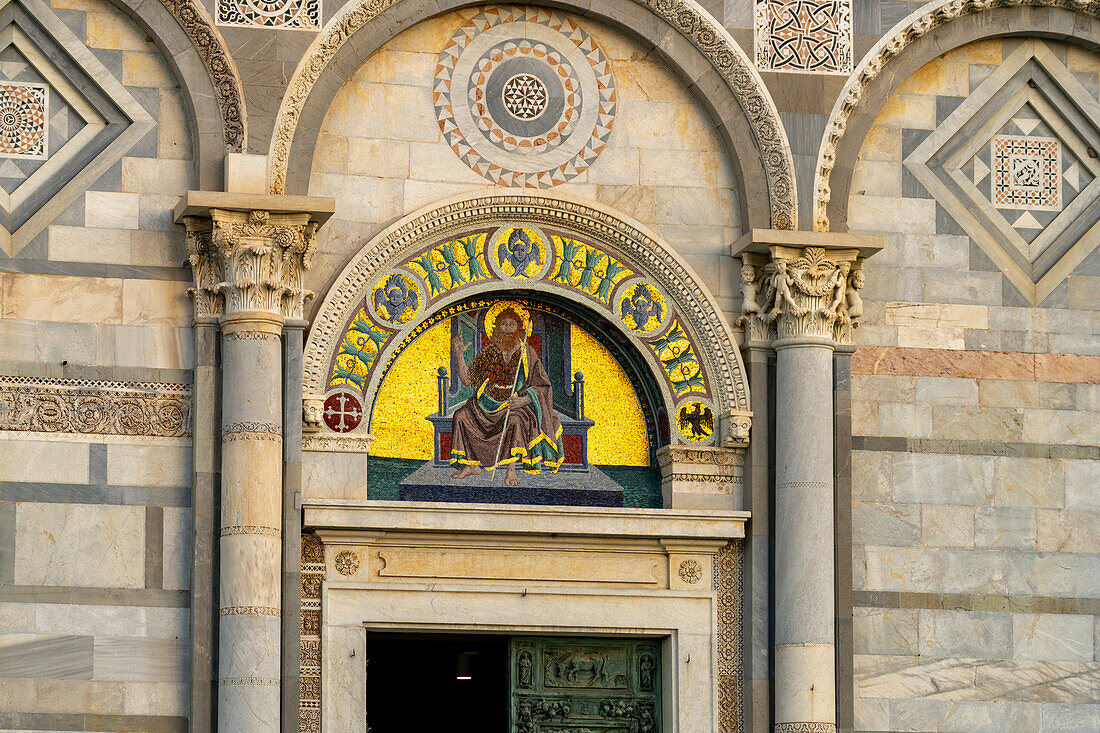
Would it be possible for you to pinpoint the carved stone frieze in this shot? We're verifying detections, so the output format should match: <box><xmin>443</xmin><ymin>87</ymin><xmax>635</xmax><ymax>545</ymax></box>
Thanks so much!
<box><xmin>157</xmin><ymin>0</ymin><xmax>245</xmax><ymax>151</ymax></box>
<box><xmin>812</xmin><ymin>0</ymin><xmax>1100</xmax><ymax>232</ymax></box>
<box><xmin>184</xmin><ymin>209</ymin><xmax>319</xmax><ymax>320</ymax></box>
<box><xmin>774</xmin><ymin>723</ymin><xmax>837</xmax><ymax>733</ymax></box>
<box><xmin>657</xmin><ymin>444</ymin><xmax>744</xmax><ymax>506</ymax></box>
<box><xmin>0</xmin><ymin>376</ymin><xmax>191</xmax><ymax>438</ymax></box>
<box><xmin>267</xmin><ymin>0</ymin><xmax>796</xmax><ymax>229</ymax></box>
<box><xmin>301</xmin><ymin>432</ymin><xmax>373</xmax><ymax>453</ymax></box>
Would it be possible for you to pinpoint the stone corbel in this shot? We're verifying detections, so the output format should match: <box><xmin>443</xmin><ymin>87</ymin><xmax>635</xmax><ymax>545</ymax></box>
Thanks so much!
<box><xmin>174</xmin><ymin>191</ymin><xmax>335</xmax><ymax>322</ymax></box>
<box><xmin>731</xmin><ymin>230</ymin><xmax>882</xmax><ymax>346</ymax></box>
<box><xmin>657</xmin><ymin>445</ymin><xmax>744</xmax><ymax>510</ymax></box>
<box><xmin>721</xmin><ymin>408</ymin><xmax>752</xmax><ymax>448</ymax></box>
<box><xmin>302</xmin><ymin>394</ymin><xmax>325</xmax><ymax>433</ymax></box>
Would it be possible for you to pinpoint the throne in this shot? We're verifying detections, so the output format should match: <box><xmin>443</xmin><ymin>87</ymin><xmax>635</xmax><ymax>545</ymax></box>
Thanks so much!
<box><xmin>425</xmin><ymin>310</ymin><xmax>595</xmax><ymax>472</ymax></box>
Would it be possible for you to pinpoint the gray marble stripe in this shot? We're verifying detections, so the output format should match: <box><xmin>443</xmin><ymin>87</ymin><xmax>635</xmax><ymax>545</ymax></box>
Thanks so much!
<box><xmin>0</xmin><ymin>259</ymin><xmax>190</xmax><ymax>282</ymax></box>
<box><xmin>0</xmin><ymin>712</ymin><xmax>83</xmax><ymax>730</ymax></box>
<box><xmin>0</xmin><ymin>585</ymin><xmax>188</xmax><ymax>607</ymax></box>
<box><xmin>93</xmin><ymin>638</ymin><xmax>188</xmax><ymax>682</ymax></box>
<box><xmin>0</xmin><ymin>363</ymin><xmax>193</xmax><ymax>385</ymax></box>
<box><xmin>0</xmin><ymin>501</ymin><xmax>14</xmax><ymax>584</ymax></box>
<box><xmin>145</xmin><ymin>507</ymin><xmax>163</xmax><ymax>590</ymax></box>
<box><xmin>854</xmin><ymin>590</ymin><xmax>1100</xmax><ymax>616</ymax></box>
<box><xmin>0</xmin><ymin>482</ymin><xmax>190</xmax><ymax>507</ymax></box>
<box><xmin>852</xmin><ymin>435</ymin><xmax>1100</xmax><ymax>460</ymax></box>
<box><xmin>0</xmin><ymin>635</ymin><xmax>93</xmax><ymax>679</ymax></box>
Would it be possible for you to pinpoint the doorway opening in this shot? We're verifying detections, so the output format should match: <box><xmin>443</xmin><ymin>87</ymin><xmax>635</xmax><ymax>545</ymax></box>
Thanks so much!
<box><xmin>366</xmin><ymin>632</ymin><xmax>509</xmax><ymax>733</ymax></box>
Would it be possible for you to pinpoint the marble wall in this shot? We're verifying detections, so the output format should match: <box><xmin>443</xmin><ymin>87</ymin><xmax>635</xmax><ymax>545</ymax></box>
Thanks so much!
<box><xmin>846</xmin><ymin>38</ymin><xmax>1100</xmax><ymax>733</ymax></box>
<box><xmin>0</xmin><ymin>0</ymin><xmax>195</xmax><ymax>729</ymax></box>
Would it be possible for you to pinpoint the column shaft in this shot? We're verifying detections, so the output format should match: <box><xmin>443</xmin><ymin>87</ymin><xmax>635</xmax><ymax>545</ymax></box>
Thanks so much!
<box><xmin>774</xmin><ymin>341</ymin><xmax>836</xmax><ymax>732</ymax></box>
<box><xmin>219</xmin><ymin>312</ymin><xmax>284</xmax><ymax>733</ymax></box>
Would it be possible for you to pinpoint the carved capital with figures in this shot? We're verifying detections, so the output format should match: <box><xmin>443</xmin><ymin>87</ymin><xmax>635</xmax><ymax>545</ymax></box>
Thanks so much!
<box><xmin>731</xmin><ymin>230</ymin><xmax>881</xmax><ymax>346</ymax></box>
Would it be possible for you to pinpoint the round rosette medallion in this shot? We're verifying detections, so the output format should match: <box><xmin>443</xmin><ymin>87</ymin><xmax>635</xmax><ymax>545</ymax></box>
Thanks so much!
<box><xmin>433</xmin><ymin>5</ymin><xmax>617</xmax><ymax>187</ymax></box>
<box><xmin>676</xmin><ymin>399</ymin><xmax>715</xmax><ymax>443</ymax></box>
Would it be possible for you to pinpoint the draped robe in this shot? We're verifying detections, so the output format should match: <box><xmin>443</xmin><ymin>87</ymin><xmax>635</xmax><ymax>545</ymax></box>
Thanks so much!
<box><xmin>449</xmin><ymin>341</ymin><xmax>564</xmax><ymax>473</ymax></box>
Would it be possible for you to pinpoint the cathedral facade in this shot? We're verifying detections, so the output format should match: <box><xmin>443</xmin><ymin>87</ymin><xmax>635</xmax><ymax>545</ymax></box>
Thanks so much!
<box><xmin>0</xmin><ymin>0</ymin><xmax>1097</xmax><ymax>731</ymax></box>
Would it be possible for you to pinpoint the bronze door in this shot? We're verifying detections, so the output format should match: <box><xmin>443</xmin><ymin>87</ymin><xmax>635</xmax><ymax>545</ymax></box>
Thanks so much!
<box><xmin>510</xmin><ymin>637</ymin><xmax>661</xmax><ymax>733</ymax></box>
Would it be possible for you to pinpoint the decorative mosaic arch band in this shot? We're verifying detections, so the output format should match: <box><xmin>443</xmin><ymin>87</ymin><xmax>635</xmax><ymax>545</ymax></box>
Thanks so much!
<box><xmin>303</xmin><ymin>193</ymin><xmax>750</xmax><ymax>445</ymax></box>
<box><xmin>811</xmin><ymin>0</ymin><xmax>1100</xmax><ymax>232</ymax></box>
<box><xmin>267</xmin><ymin>0</ymin><xmax>797</xmax><ymax>229</ymax></box>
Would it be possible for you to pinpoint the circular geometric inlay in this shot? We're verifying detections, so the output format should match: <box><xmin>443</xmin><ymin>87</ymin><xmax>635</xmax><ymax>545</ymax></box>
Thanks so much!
<box><xmin>502</xmin><ymin>74</ymin><xmax>548</xmax><ymax>120</ymax></box>
<box><xmin>334</xmin><ymin>550</ymin><xmax>360</xmax><ymax>576</ymax></box>
<box><xmin>678</xmin><ymin>559</ymin><xmax>702</xmax><ymax>584</ymax></box>
<box><xmin>323</xmin><ymin>391</ymin><xmax>362</xmax><ymax>433</ymax></box>
<box><xmin>434</xmin><ymin>5</ymin><xmax>617</xmax><ymax>188</ymax></box>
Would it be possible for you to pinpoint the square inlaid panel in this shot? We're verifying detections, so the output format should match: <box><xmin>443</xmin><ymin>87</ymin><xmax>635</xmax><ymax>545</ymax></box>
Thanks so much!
<box><xmin>0</xmin><ymin>81</ymin><xmax>46</xmax><ymax>159</ymax></box>
<box><xmin>991</xmin><ymin>134</ymin><xmax>1061</xmax><ymax>211</ymax></box>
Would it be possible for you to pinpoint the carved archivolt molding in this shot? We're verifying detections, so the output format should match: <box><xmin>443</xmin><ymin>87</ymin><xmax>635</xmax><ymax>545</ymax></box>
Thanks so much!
<box><xmin>185</xmin><ymin>209</ymin><xmax>319</xmax><ymax>320</ymax></box>
<box><xmin>266</xmin><ymin>0</ymin><xmax>797</xmax><ymax>229</ymax></box>
<box><xmin>158</xmin><ymin>0</ymin><xmax>246</xmax><ymax>151</ymax></box>
<box><xmin>303</xmin><ymin>192</ymin><xmax>751</xmax><ymax>440</ymax></box>
<box><xmin>812</xmin><ymin>0</ymin><xmax>1100</xmax><ymax>232</ymax></box>
<box><xmin>0</xmin><ymin>376</ymin><xmax>191</xmax><ymax>438</ymax></box>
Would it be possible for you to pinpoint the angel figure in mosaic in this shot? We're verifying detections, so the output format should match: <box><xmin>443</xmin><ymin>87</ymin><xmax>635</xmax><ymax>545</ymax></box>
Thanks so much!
<box><xmin>447</xmin><ymin>301</ymin><xmax>564</xmax><ymax>486</ymax></box>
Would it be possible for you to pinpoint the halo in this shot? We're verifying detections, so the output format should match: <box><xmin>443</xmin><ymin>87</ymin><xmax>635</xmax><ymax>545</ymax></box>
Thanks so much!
<box><xmin>484</xmin><ymin>300</ymin><xmax>531</xmax><ymax>340</ymax></box>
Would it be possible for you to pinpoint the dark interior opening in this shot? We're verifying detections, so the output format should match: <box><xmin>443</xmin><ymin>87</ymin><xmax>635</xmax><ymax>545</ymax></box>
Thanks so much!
<box><xmin>366</xmin><ymin>632</ymin><xmax>509</xmax><ymax>733</ymax></box>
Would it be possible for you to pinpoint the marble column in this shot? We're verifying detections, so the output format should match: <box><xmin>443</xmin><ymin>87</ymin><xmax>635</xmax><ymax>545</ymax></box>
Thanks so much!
<box><xmin>732</xmin><ymin>231</ymin><xmax>879</xmax><ymax>733</ymax></box>
<box><xmin>181</xmin><ymin>197</ymin><xmax>328</xmax><ymax>733</ymax></box>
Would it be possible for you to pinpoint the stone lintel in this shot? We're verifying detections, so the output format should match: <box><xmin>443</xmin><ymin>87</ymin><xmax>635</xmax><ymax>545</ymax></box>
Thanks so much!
<box><xmin>173</xmin><ymin>190</ymin><xmax>336</xmax><ymax>226</ymax></box>
<box><xmin>730</xmin><ymin>228</ymin><xmax>883</xmax><ymax>261</ymax></box>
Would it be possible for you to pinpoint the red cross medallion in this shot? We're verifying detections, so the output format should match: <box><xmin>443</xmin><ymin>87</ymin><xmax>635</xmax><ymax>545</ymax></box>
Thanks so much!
<box><xmin>323</xmin><ymin>392</ymin><xmax>362</xmax><ymax>433</ymax></box>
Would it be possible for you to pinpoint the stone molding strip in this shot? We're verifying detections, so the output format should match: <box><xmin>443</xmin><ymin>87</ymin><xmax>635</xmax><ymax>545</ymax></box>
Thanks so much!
<box><xmin>266</xmin><ymin>0</ymin><xmax>796</xmax><ymax>229</ymax></box>
<box><xmin>852</xmin><ymin>346</ymin><xmax>1100</xmax><ymax>384</ymax></box>
<box><xmin>853</xmin><ymin>435</ymin><xmax>1100</xmax><ymax>460</ymax></box>
<box><xmin>220</xmin><ymin>677</ymin><xmax>281</xmax><ymax>686</ymax></box>
<box><xmin>774</xmin><ymin>724</ymin><xmax>836</xmax><ymax>733</ymax></box>
<box><xmin>222</xmin><ymin>525</ymin><xmax>281</xmax><ymax>537</ymax></box>
<box><xmin>853</xmin><ymin>589</ymin><xmax>1100</xmax><ymax>616</ymax></box>
<box><xmin>812</xmin><ymin>0</ymin><xmax>1100</xmax><ymax>232</ymax></box>
<box><xmin>221</xmin><ymin>605</ymin><xmax>281</xmax><ymax>617</ymax></box>
<box><xmin>0</xmin><ymin>376</ymin><xmax>191</xmax><ymax>438</ymax></box>
<box><xmin>0</xmin><ymin>585</ymin><xmax>189</xmax><ymax>606</ymax></box>
<box><xmin>222</xmin><ymin>421</ymin><xmax>282</xmax><ymax>436</ymax></box>
<box><xmin>157</xmin><ymin>0</ymin><xmax>246</xmax><ymax>151</ymax></box>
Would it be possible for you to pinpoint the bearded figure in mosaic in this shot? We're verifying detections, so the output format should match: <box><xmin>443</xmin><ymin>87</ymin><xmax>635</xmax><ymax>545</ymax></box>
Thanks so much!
<box><xmin>448</xmin><ymin>301</ymin><xmax>563</xmax><ymax>486</ymax></box>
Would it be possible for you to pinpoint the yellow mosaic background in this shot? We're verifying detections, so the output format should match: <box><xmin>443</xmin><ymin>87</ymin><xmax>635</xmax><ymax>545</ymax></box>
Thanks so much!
<box><xmin>370</xmin><ymin>316</ymin><xmax>649</xmax><ymax>466</ymax></box>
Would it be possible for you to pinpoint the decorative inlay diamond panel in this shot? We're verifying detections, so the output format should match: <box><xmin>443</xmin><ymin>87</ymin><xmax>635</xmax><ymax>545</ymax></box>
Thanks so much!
<box><xmin>0</xmin><ymin>0</ymin><xmax>154</xmax><ymax>256</ymax></box>
<box><xmin>991</xmin><ymin>135</ymin><xmax>1061</xmax><ymax>211</ymax></box>
<box><xmin>904</xmin><ymin>40</ymin><xmax>1100</xmax><ymax>305</ymax></box>
<box><xmin>216</xmin><ymin>0</ymin><xmax>320</xmax><ymax>30</ymax></box>
<box><xmin>0</xmin><ymin>81</ymin><xmax>46</xmax><ymax>159</ymax></box>
<box><xmin>754</xmin><ymin>0</ymin><xmax>853</xmax><ymax>74</ymax></box>
<box><xmin>433</xmin><ymin>5</ymin><xmax>618</xmax><ymax>188</ymax></box>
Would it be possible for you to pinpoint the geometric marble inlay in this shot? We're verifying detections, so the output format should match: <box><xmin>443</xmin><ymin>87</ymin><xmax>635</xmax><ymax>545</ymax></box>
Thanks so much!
<box><xmin>754</xmin><ymin>0</ymin><xmax>853</xmax><ymax>74</ymax></box>
<box><xmin>216</xmin><ymin>0</ymin><xmax>319</xmax><ymax>30</ymax></box>
<box><xmin>433</xmin><ymin>5</ymin><xmax>617</xmax><ymax>188</ymax></box>
<box><xmin>0</xmin><ymin>0</ymin><xmax>154</xmax><ymax>256</ymax></box>
<box><xmin>0</xmin><ymin>81</ymin><xmax>46</xmax><ymax>159</ymax></box>
<box><xmin>905</xmin><ymin>40</ymin><xmax>1100</xmax><ymax>305</ymax></box>
<box><xmin>992</xmin><ymin>134</ymin><xmax>1061</xmax><ymax>211</ymax></box>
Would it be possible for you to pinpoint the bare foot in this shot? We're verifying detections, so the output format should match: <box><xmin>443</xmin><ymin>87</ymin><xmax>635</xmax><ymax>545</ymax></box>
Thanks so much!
<box><xmin>450</xmin><ymin>465</ymin><xmax>481</xmax><ymax>480</ymax></box>
<box><xmin>504</xmin><ymin>463</ymin><xmax>520</xmax><ymax>487</ymax></box>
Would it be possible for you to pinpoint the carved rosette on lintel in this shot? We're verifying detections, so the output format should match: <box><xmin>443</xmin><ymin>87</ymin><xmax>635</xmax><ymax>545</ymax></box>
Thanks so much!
<box><xmin>176</xmin><ymin>192</ymin><xmax>335</xmax><ymax>323</ymax></box>
<box><xmin>731</xmin><ymin>230</ymin><xmax>883</xmax><ymax>347</ymax></box>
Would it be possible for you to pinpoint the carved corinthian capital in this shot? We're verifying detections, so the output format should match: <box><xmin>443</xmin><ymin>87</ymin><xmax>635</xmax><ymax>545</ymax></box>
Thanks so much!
<box><xmin>732</xmin><ymin>230</ymin><xmax>882</xmax><ymax>346</ymax></box>
<box><xmin>175</xmin><ymin>192</ymin><xmax>335</xmax><ymax>323</ymax></box>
